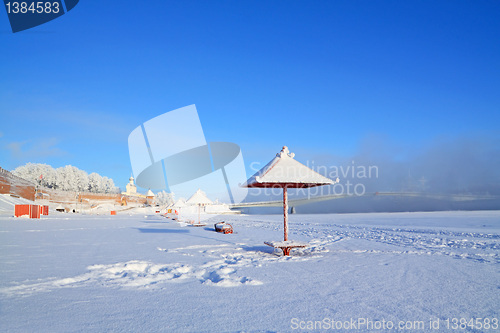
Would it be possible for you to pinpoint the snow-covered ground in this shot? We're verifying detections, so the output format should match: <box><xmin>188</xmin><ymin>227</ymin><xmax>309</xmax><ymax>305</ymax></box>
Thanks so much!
<box><xmin>0</xmin><ymin>210</ymin><xmax>499</xmax><ymax>332</ymax></box>
<box><xmin>0</xmin><ymin>193</ymin><xmax>35</xmax><ymax>215</ymax></box>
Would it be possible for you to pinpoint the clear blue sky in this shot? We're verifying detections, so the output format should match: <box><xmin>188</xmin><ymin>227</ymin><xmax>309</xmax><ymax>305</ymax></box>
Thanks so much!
<box><xmin>1</xmin><ymin>0</ymin><xmax>499</xmax><ymax>192</ymax></box>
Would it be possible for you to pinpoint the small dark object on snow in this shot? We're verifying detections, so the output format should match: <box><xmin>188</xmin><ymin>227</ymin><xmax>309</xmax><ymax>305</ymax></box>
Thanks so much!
<box><xmin>214</xmin><ymin>222</ymin><xmax>233</xmax><ymax>234</ymax></box>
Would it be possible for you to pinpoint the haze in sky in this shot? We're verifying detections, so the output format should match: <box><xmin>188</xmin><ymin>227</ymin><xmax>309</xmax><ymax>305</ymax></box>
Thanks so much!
<box><xmin>1</xmin><ymin>1</ymin><xmax>499</xmax><ymax>193</ymax></box>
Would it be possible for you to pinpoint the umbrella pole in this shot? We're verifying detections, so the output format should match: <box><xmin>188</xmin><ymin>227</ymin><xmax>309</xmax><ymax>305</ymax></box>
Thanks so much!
<box><xmin>283</xmin><ymin>186</ymin><xmax>288</xmax><ymax>241</ymax></box>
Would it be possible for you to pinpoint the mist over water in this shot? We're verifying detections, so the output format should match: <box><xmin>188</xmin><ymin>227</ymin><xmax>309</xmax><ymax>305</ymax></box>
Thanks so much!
<box><xmin>242</xmin><ymin>134</ymin><xmax>500</xmax><ymax>213</ymax></box>
<box><xmin>351</xmin><ymin>134</ymin><xmax>500</xmax><ymax>195</ymax></box>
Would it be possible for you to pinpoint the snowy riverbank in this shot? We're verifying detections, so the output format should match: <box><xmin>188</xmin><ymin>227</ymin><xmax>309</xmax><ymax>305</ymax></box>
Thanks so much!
<box><xmin>1</xmin><ymin>211</ymin><xmax>499</xmax><ymax>332</ymax></box>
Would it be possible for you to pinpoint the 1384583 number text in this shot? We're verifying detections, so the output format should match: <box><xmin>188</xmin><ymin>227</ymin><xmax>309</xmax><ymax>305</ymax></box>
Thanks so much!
<box><xmin>444</xmin><ymin>318</ymin><xmax>498</xmax><ymax>330</ymax></box>
<box><xmin>5</xmin><ymin>2</ymin><xmax>60</xmax><ymax>14</ymax></box>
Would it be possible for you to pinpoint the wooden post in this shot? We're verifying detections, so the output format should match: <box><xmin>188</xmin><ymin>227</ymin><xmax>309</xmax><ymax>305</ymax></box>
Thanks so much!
<box><xmin>283</xmin><ymin>186</ymin><xmax>288</xmax><ymax>241</ymax></box>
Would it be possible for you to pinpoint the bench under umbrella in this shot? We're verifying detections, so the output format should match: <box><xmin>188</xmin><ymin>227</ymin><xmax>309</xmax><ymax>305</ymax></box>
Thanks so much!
<box><xmin>241</xmin><ymin>146</ymin><xmax>338</xmax><ymax>255</ymax></box>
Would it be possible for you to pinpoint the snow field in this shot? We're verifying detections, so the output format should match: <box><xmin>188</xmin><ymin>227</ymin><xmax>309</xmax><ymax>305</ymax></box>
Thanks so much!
<box><xmin>0</xmin><ymin>211</ymin><xmax>499</xmax><ymax>332</ymax></box>
<box><xmin>0</xmin><ymin>193</ymin><xmax>34</xmax><ymax>215</ymax></box>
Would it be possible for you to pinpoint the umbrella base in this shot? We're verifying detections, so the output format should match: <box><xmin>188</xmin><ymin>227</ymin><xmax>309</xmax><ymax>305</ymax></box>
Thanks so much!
<box><xmin>264</xmin><ymin>241</ymin><xmax>308</xmax><ymax>256</ymax></box>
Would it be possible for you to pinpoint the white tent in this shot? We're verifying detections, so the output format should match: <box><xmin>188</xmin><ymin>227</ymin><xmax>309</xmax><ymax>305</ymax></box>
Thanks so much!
<box><xmin>186</xmin><ymin>189</ymin><xmax>213</xmax><ymax>206</ymax></box>
<box><xmin>186</xmin><ymin>189</ymin><xmax>212</xmax><ymax>224</ymax></box>
<box><xmin>172</xmin><ymin>198</ymin><xmax>187</xmax><ymax>208</ymax></box>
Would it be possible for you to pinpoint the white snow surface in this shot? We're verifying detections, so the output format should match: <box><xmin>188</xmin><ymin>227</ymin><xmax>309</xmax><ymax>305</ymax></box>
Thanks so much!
<box><xmin>1</xmin><ymin>210</ymin><xmax>499</xmax><ymax>332</ymax></box>
<box><xmin>0</xmin><ymin>193</ymin><xmax>35</xmax><ymax>215</ymax></box>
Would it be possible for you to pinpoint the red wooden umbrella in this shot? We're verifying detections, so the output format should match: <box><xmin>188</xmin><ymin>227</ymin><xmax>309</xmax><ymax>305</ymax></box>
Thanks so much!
<box><xmin>241</xmin><ymin>146</ymin><xmax>338</xmax><ymax>251</ymax></box>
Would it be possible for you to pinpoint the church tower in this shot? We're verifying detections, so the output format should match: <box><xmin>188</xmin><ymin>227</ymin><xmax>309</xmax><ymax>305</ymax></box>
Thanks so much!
<box><xmin>125</xmin><ymin>175</ymin><xmax>137</xmax><ymax>195</ymax></box>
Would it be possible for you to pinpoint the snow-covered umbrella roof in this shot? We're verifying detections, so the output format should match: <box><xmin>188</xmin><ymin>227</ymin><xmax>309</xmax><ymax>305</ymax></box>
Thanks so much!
<box><xmin>186</xmin><ymin>189</ymin><xmax>213</xmax><ymax>205</ymax></box>
<box><xmin>241</xmin><ymin>146</ymin><xmax>336</xmax><ymax>188</ymax></box>
<box><xmin>146</xmin><ymin>189</ymin><xmax>155</xmax><ymax>197</ymax></box>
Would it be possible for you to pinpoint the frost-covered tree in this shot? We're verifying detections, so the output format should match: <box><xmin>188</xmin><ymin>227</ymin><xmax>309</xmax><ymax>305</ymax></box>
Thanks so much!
<box><xmin>12</xmin><ymin>163</ymin><xmax>119</xmax><ymax>194</ymax></box>
<box><xmin>155</xmin><ymin>191</ymin><xmax>175</xmax><ymax>206</ymax></box>
<box><xmin>57</xmin><ymin>165</ymin><xmax>77</xmax><ymax>191</ymax></box>
<box><xmin>88</xmin><ymin>173</ymin><xmax>101</xmax><ymax>193</ymax></box>
<box><xmin>11</xmin><ymin>163</ymin><xmax>54</xmax><ymax>187</ymax></box>
<box><xmin>101</xmin><ymin>176</ymin><xmax>116</xmax><ymax>194</ymax></box>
